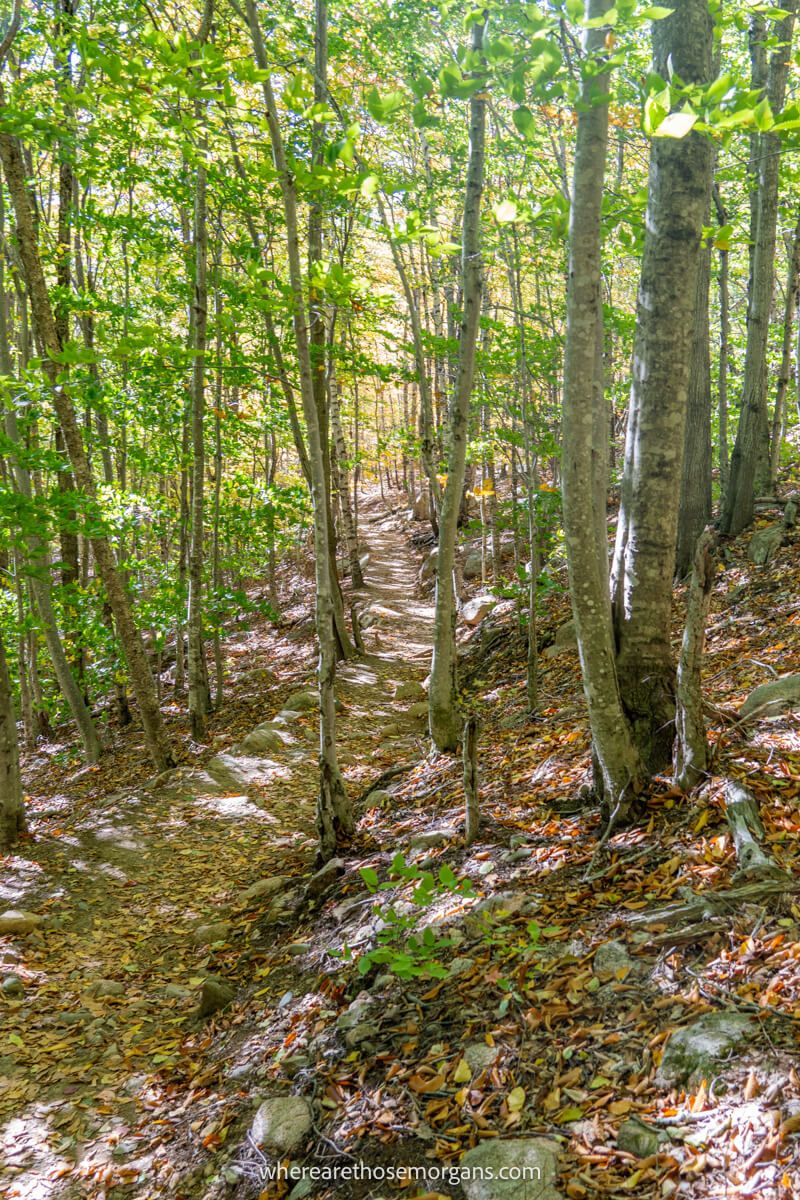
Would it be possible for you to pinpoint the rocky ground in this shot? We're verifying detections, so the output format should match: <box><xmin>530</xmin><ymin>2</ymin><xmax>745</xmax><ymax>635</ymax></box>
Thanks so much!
<box><xmin>2</xmin><ymin>491</ymin><xmax>800</xmax><ymax>1200</ymax></box>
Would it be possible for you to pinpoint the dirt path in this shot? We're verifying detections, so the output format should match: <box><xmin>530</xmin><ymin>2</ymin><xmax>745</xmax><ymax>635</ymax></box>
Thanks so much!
<box><xmin>0</xmin><ymin>498</ymin><xmax>432</xmax><ymax>1199</ymax></box>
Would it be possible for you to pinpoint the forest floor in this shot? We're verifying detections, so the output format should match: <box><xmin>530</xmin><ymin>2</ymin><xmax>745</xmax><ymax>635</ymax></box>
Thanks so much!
<box><xmin>3</xmin><ymin>490</ymin><xmax>800</xmax><ymax>1200</ymax></box>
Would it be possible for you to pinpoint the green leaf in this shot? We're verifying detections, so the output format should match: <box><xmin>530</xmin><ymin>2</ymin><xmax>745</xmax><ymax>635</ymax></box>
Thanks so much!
<box><xmin>639</xmin><ymin>5</ymin><xmax>674</xmax><ymax>17</ymax></box>
<box><xmin>653</xmin><ymin>108</ymin><xmax>698</xmax><ymax>137</ymax></box>
<box><xmin>360</xmin><ymin>867</ymin><xmax>380</xmax><ymax>890</ymax></box>
<box><xmin>512</xmin><ymin>105</ymin><xmax>536</xmax><ymax>140</ymax></box>
<box><xmin>494</xmin><ymin>199</ymin><xmax>518</xmax><ymax>224</ymax></box>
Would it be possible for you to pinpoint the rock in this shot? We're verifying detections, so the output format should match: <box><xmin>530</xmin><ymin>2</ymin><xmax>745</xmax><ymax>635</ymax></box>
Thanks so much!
<box><xmin>336</xmin><ymin>995</ymin><xmax>380</xmax><ymax>1047</ymax></box>
<box><xmin>395</xmin><ymin>680</ymin><xmax>426</xmax><ymax>703</ymax></box>
<box><xmin>460</xmin><ymin>1137</ymin><xmax>562</xmax><ymax>1200</ymax></box>
<box><xmin>408</xmin><ymin>827</ymin><xmax>457</xmax><ymax>850</ymax></box>
<box><xmin>785</xmin><ymin>499</ymin><xmax>798</xmax><ymax>529</ymax></box>
<box><xmin>284</xmin><ymin>689</ymin><xmax>319</xmax><ymax>712</ymax></box>
<box><xmin>239</xmin><ymin>876</ymin><xmax>293</xmax><ymax>905</ymax></box>
<box><xmin>0</xmin><ymin>910</ymin><xmax>43</xmax><ymax>935</ymax></box>
<box><xmin>419</xmin><ymin>548</ymin><xmax>438</xmax><ymax>585</ymax></box>
<box><xmin>287</xmin><ymin>942</ymin><xmax>311</xmax><ymax>957</ymax></box>
<box><xmin>747</xmin><ymin>523</ymin><xmax>784</xmax><ymax>565</ymax></box>
<box><xmin>410</xmin><ymin>491</ymin><xmax>431</xmax><ymax>522</ymax></box>
<box><xmin>190</xmin><ymin>921</ymin><xmax>231</xmax><ymax>947</ymax></box>
<box><xmin>1</xmin><ymin>974</ymin><xmax>24</xmax><ymax>996</ymax></box>
<box><xmin>408</xmin><ymin>700</ymin><xmax>428</xmax><ymax>720</ymax></box>
<box><xmin>197</xmin><ymin>976</ymin><xmax>235</xmax><ymax>1018</ymax></box>
<box><xmin>617</xmin><ymin>1118</ymin><xmax>663</xmax><ymax>1158</ymax></box>
<box><xmin>164</xmin><ymin>983</ymin><xmax>193</xmax><ymax>1001</ymax></box>
<box><xmin>251</xmin><ymin>1096</ymin><xmax>313</xmax><ymax>1156</ymax></box>
<box><xmin>463</xmin><ymin>549</ymin><xmax>483</xmax><ymax>580</ymax></box>
<box><xmin>739</xmin><ymin>674</ymin><xmax>800</xmax><ymax>720</ymax></box>
<box><xmin>86</xmin><ymin>979</ymin><xmax>125</xmax><ymax>998</ymax></box>
<box><xmin>280</xmin><ymin>1053</ymin><xmax>311</xmax><ymax>1078</ymax></box>
<box><xmin>543</xmin><ymin>619</ymin><xmax>577</xmax><ymax>659</ymax></box>
<box><xmin>465</xmin><ymin>891</ymin><xmax>528</xmax><ymax>935</ymax></box>
<box><xmin>593</xmin><ymin>940</ymin><xmax>635</xmax><ymax>982</ymax></box>
<box><xmin>240</xmin><ymin>725</ymin><xmax>286</xmax><ymax>755</ymax></box>
<box><xmin>448</xmin><ymin>956</ymin><xmax>475</xmax><ymax>978</ymax></box>
<box><xmin>658</xmin><ymin>1013</ymin><xmax>754</xmax><ymax>1084</ymax></box>
<box><xmin>365</xmin><ymin>789</ymin><xmax>392</xmax><ymax>808</ymax></box>
<box><xmin>305</xmin><ymin>858</ymin><xmax>344</xmax><ymax>898</ymax></box>
<box><xmin>462</xmin><ymin>594</ymin><xmax>497</xmax><ymax>627</ymax></box>
<box><xmin>464</xmin><ymin>1042</ymin><xmax>498</xmax><ymax>1073</ymax></box>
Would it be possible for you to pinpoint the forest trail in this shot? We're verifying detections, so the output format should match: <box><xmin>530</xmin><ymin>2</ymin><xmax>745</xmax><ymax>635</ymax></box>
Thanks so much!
<box><xmin>0</xmin><ymin>496</ymin><xmax>433</xmax><ymax>1199</ymax></box>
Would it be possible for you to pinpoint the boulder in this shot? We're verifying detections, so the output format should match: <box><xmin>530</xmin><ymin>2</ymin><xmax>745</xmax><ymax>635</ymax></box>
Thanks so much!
<box><xmin>408</xmin><ymin>701</ymin><xmax>429</xmax><ymax>720</ymax></box>
<box><xmin>747</xmin><ymin>523</ymin><xmax>783</xmax><ymax>565</ymax></box>
<box><xmin>197</xmin><ymin>976</ymin><xmax>235</xmax><ymax>1018</ymax></box>
<box><xmin>658</xmin><ymin>1013</ymin><xmax>754</xmax><ymax>1085</ymax></box>
<box><xmin>410</xmin><ymin>492</ymin><xmax>431</xmax><ymax>522</ymax></box>
<box><xmin>408</xmin><ymin>827</ymin><xmax>457</xmax><ymax>850</ymax></box>
<box><xmin>463</xmin><ymin>594</ymin><xmax>497</xmax><ymax>627</ymax></box>
<box><xmin>365</xmin><ymin>789</ymin><xmax>392</xmax><ymax>808</ymax></box>
<box><xmin>251</xmin><ymin>1096</ymin><xmax>313</xmax><ymax>1156</ymax></box>
<box><xmin>419</xmin><ymin>548</ymin><xmax>438</xmax><ymax>585</ymax></box>
<box><xmin>395</xmin><ymin>680</ymin><xmax>427</xmax><ymax>703</ymax></box>
<box><xmin>239</xmin><ymin>876</ymin><xmax>293</xmax><ymax>905</ymax></box>
<box><xmin>460</xmin><ymin>1137</ymin><xmax>562</xmax><ymax>1200</ymax></box>
<box><xmin>543</xmin><ymin>619</ymin><xmax>577</xmax><ymax>659</ymax></box>
<box><xmin>283</xmin><ymin>690</ymin><xmax>319</xmax><ymax>712</ymax></box>
<box><xmin>85</xmin><ymin>979</ymin><xmax>125</xmax><ymax>999</ymax></box>
<box><xmin>240</xmin><ymin>725</ymin><xmax>286</xmax><ymax>755</ymax></box>
<box><xmin>0</xmin><ymin>911</ymin><xmax>43</xmax><ymax>935</ymax></box>
<box><xmin>190</xmin><ymin>921</ymin><xmax>231</xmax><ymax>947</ymax></box>
<box><xmin>463</xmin><ymin>549</ymin><xmax>483</xmax><ymax>580</ymax></box>
<box><xmin>785</xmin><ymin>499</ymin><xmax>798</xmax><ymax>529</ymax></box>
<box><xmin>739</xmin><ymin>674</ymin><xmax>800</xmax><ymax>720</ymax></box>
<box><xmin>1</xmin><ymin>974</ymin><xmax>24</xmax><ymax>996</ymax></box>
<box><xmin>305</xmin><ymin>858</ymin><xmax>344</xmax><ymax>899</ymax></box>
<box><xmin>593</xmin><ymin>940</ymin><xmax>636</xmax><ymax>982</ymax></box>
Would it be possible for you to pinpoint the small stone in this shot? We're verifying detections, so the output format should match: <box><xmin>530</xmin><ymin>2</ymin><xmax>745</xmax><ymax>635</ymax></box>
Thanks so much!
<box><xmin>465</xmin><ymin>891</ymin><xmax>527</xmax><ymax>935</ymax></box>
<box><xmin>658</xmin><ymin>1013</ymin><xmax>754</xmax><ymax>1085</ymax></box>
<box><xmin>287</xmin><ymin>942</ymin><xmax>311</xmax><ymax>957</ymax></box>
<box><xmin>462</xmin><ymin>594</ymin><xmax>497</xmax><ymax>626</ymax></box>
<box><xmin>1</xmin><ymin>975</ymin><xmax>24</xmax><ymax>996</ymax></box>
<box><xmin>460</xmin><ymin>1137</ymin><xmax>561</xmax><ymax>1199</ymax></box>
<box><xmin>86</xmin><ymin>979</ymin><xmax>125</xmax><ymax>998</ymax></box>
<box><xmin>395</xmin><ymin>680</ymin><xmax>426</xmax><ymax>702</ymax></box>
<box><xmin>593</xmin><ymin>940</ymin><xmax>635</xmax><ymax>982</ymax></box>
<box><xmin>408</xmin><ymin>827</ymin><xmax>457</xmax><ymax>850</ymax></box>
<box><xmin>239</xmin><ymin>877</ymin><xmax>292</xmax><ymax>905</ymax></box>
<box><xmin>747</xmin><ymin>523</ymin><xmax>783</xmax><ymax>565</ymax></box>
<box><xmin>448</xmin><ymin>956</ymin><xmax>475</xmax><ymax>978</ymax></box>
<box><xmin>197</xmin><ymin>976</ymin><xmax>235</xmax><ymax>1018</ymax></box>
<box><xmin>464</xmin><ymin>1042</ymin><xmax>498</xmax><ymax>1073</ymax></box>
<box><xmin>283</xmin><ymin>690</ymin><xmax>319</xmax><ymax>712</ymax></box>
<box><xmin>164</xmin><ymin>983</ymin><xmax>193</xmax><ymax>1001</ymax></box>
<box><xmin>305</xmin><ymin>858</ymin><xmax>344</xmax><ymax>898</ymax></box>
<box><xmin>0</xmin><ymin>910</ymin><xmax>43</xmax><ymax>935</ymax></box>
<box><xmin>365</xmin><ymin>789</ymin><xmax>392</xmax><ymax>808</ymax></box>
<box><xmin>408</xmin><ymin>701</ymin><xmax>429</xmax><ymax>720</ymax></box>
<box><xmin>617</xmin><ymin>1118</ymin><xmax>662</xmax><ymax>1158</ymax></box>
<box><xmin>251</xmin><ymin>1096</ymin><xmax>313</xmax><ymax>1156</ymax></box>
<box><xmin>190</xmin><ymin>921</ymin><xmax>231</xmax><ymax>947</ymax></box>
<box><xmin>240</xmin><ymin>725</ymin><xmax>286</xmax><ymax>755</ymax></box>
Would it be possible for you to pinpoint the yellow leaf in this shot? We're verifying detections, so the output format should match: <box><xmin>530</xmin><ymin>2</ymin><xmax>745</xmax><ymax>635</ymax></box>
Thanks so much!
<box><xmin>507</xmin><ymin>1086</ymin><xmax>526</xmax><ymax>1112</ymax></box>
<box><xmin>453</xmin><ymin>1059</ymin><xmax>472</xmax><ymax>1084</ymax></box>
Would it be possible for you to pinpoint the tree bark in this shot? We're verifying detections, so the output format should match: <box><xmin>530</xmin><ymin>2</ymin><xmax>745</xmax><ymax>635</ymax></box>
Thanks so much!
<box><xmin>769</xmin><ymin>211</ymin><xmax>800</xmax><ymax>487</ymax></box>
<box><xmin>610</xmin><ymin>0</ymin><xmax>713</xmax><ymax>773</ymax></box>
<box><xmin>0</xmin><ymin>109</ymin><xmax>175</xmax><ymax>772</ymax></box>
<box><xmin>0</xmin><ymin>627</ymin><xmax>25</xmax><ymax>851</ymax></box>
<box><xmin>675</xmin><ymin>239</ymin><xmax>712</xmax><ymax>579</ymax></box>
<box><xmin>674</xmin><ymin>528</ymin><xmax>716</xmax><ymax>790</ymax></box>
<box><xmin>429</xmin><ymin>15</ymin><xmax>487</xmax><ymax>753</ymax></box>
<box><xmin>721</xmin><ymin>3</ymin><xmax>797</xmax><ymax>534</ymax></box>
<box><xmin>562</xmin><ymin>0</ymin><xmax>644</xmax><ymax>817</ymax></box>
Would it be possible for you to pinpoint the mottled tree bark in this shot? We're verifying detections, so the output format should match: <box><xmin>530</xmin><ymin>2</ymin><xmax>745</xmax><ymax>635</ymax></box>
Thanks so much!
<box><xmin>0</xmin><ymin>627</ymin><xmax>25</xmax><ymax>851</ymax></box>
<box><xmin>675</xmin><ymin>240</ymin><xmax>712</xmax><ymax>579</ymax></box>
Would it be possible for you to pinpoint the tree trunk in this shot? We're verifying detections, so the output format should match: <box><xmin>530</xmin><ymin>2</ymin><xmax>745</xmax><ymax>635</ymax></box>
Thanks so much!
<box><xmin>721</xmin><ymin>3</ymin><xmax>797</xmax><ymax>534</ymax></box>
<box><xmin>562</xmin><ymin>0</ymin><xmax>644</xmax><ymax>818</ymax></box>
<box><xmin>674</xmin><ymin>529</ymin><xmax>716</xmax><ymax>791</ymax></box>
<box><xmin>769</xmin><ymin>211</ymin><xmax>800</xmax><ymax>487</ymax></box>
<box><xmin>329</xmin><ymin>352</ymin><xmax>364</xmax><ymax>588</ymax></box>
<box><xmin>246</xmin><ymin>0</ymin><xmax>352</xmax><ymax>861</ymax></box>
<box><xmin>0</xmin><ymin>627</ymin><xmax>25</xmax><ymax>851</ymax></box>
<box><xmin>610</xmin><ymin>0</ymin><xmax>713</xmax><ymax>774</ymax></box>
<box><xmin>675</xmin><ymin>238</ymin><xmax>712</xmax><ymax>579</ymax></box>
<box><xmin>0</xmin><ymin>112</ymin><xmax>175</xmax><ymax>772</ymax></box>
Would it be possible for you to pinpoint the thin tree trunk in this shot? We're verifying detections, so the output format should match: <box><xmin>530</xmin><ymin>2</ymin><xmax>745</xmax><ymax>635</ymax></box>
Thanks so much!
<box><xmin>769</xmin><ymin>212</ymin><xmax>800</xmax><ymax>487</ymax></box>
<box><xmin>0</xmin><ymin>627</ymin><xmax>25</xmax><ymax>850</ymax></box>
<box><xmin>429</xmin><ymin>15</ymin><xmax>487</xmax><ymax>753</ymax></box>
<box><xmin>674</xmin><ymin>529</ymin><xmax>717</xmax><ymax>791</ymax></box>
<box><xmin>675</xmin><ymin>237</ymin><xmax>712</xmax><ymax>578</ymax></box>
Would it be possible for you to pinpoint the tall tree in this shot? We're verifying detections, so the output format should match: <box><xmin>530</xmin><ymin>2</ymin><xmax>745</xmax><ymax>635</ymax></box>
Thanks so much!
<box><xmin>429</xmin><ymin>13</ymin><xmax>488</xmax><ymax>753</ymax></box>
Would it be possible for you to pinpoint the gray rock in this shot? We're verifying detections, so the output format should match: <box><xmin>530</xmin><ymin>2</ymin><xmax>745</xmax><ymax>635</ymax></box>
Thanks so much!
<box><xmin>283</xmin><ymin>690</ymin><xmax>319</xmax><ymax>712</ymax></box>
<box><xmin>365</xmin><ymin>789</ymin><xmax>392</xmax><ymax>808</ymax></box>
<box><xmin>465</xmin><ymin>891</ymin><xmax>527</xmax><ymax>935</ymax></box>
<box><xmin>464</xmin><ymin>1042</ymin><xmax>498</xmax><ymax>1073</ymax></box>
<box><xmin>1</xmin><ymin>974</ymin><xmax>24</xmax><ymax>996</ymax></box>
<box><xmin>617</xmin><ymin>1118</ymin><xmax>663</xmax><ymax>1158</ymax></box>
<box><xmin>784</xmin><ymin>500</ymin><xmax>798</xmax><ymax>529</ymax></box>
<box><xmin>336</xmin><ymin>995</ymin><xmax>380</xmax><ymax>1047</ymax></box>
<box><xmin>408</xmin><ymin>700</ymin><xmax>429</xmax><ymax>720</ymax></box>
<box><xmin>460</xmin><ymin>1137</ymin><xmax>561</xmax><ymax>1200</ymax></box>
<box><xmin>593</xmin><ymin>940</ymin><xmax>635</xmax><ymax>982</ymax></box>
<box><xmin>448</xmin><ymin>956</ymin><xmax>475</xmax><ymax>978</ymax></box>
<box><xmin>463</xmin><ymin>549</ymin><xmax>483</xmax><ymax>580</ymax></box>
<box><xmin>240</xmin><ymin>725</ymin><xmax>286</xmax><ymax>755</ymax></box>
<box><xmin>748</xmin><ymin>523</ymin><xmax>783</xmax><ymax>565</ymax></box>
<box><xmin>0</xmin><ymin>910</ymin><xmax>43</xmax><ymax>935</ymax></box>
<box><xmin>419</xmin><ymin>548</ymin><xmax>438</xmax><ymax>584</ymax></box>
<box><xmin>164</xmin><ymin>983</ymin><xmax>193</xmax><ymax>1001</ymax></box>
<box><xmin>395</xmin><ymin>680</ymin><xmax>426</xmax><ymax>702</ymax></box>
<box><xmin>658</xmin><ymin>1013</ymin><xmax>754</xmax><ymax>1085</ymax></box>
<box><xmin>409</xmin><ymin>827</ymin><xmax>457</xmax><ymax>850</ymax></box>
<box><xmin>197</xmin><ymin>976</ymin><xmax>235</xmax><ymax>1018</ymax></box>
<box><xmin>251</xmin><ymin>1096</ymin><xmax>313</xmax><ymax>1156</ymax></box>
<box><xmin>463</xmin><ymin>594</ymin><xmax>497</xmax><ymax>627</ymax></box>
<box><xmin>543</xmin><ymin>619</ymin><xmax>577</xmax><ymax>659</ymax></box>
<box><xmin>239</xmin><ymin>876</ymin><xmax>292</xmax><ymax>905</ymax></box>
<box><xmin>305</xmin><ymin>858</ymin><xmax>344</xmax><ymax>898</ymax></box>
<box><xmin>280</xmin><ymin>1054</ymin><xmax>311</xmax><ymax>1078</ymax></box>
<box><xmin>190</xmin><ymin>921</ymin><xmax>231</xmax><ymax>947</ymax></box>
<box><xmin>86</xmin><ymin>979</ymin><xmax>125</xmax><ymax>998</ymax></box>
<box><xmin>740</xmin><ymin>674</ymin><xmax>800</xmax><ymax>720</ymax></box>
<box><xmin>410</xmin><ymin>492</ymin><xmax>431</xmax><ymax>522</ymax></box>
